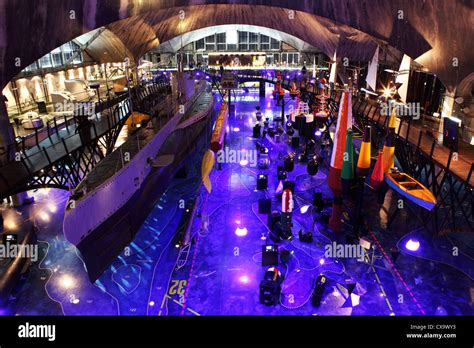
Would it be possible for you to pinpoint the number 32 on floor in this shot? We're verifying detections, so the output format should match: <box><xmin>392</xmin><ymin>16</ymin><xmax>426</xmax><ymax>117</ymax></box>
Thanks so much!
<box><xmin>168</xmin><ymin>280</ymin><xmax>187</xmax><ymax>295</ymax></box>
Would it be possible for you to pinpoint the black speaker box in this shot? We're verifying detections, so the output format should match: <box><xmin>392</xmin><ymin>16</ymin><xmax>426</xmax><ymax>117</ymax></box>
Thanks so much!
<box><xmin>258</xmin><ymin>198</ymin><xmax>272</xmax><ymax>214</ymax></box>
<box><xmin>291</xmin><ymin>136</ymin><xmax>300</xmax><ymax>148</ymax></box>
<box><xmin>253</xmin><ymin>124</ymin><xmax>261</xmax><ymax>138</ymax></box>
<box><xmin>268</xmin><ymin>211</ymin><xmax>281</xmax><ymax>231</ymax></box>
<box><xmin>283</xmin><ymin>155</ymin><xmax>294</xmax><ymax>172</ymax></box>
<box><xmin>277</xmin><ymin>166</ymin><xmax>287</xmax><ymax>181</ymax></box>
<box><xmin>295</xmin><ymin>115</ymin><xmax>305</xmax><ymax>132</ymax></box>
<box><xmin>262</xmin><ymin>244</ymin><xmax>279</xmax><ymax>266</ymax></box>
<box><xmin>313</xmin><ymin>190</ymin><xmax>323</xmax><ymax>211</ymax></box>
<box><xmin>257</xmin><ymin>174</ymin><xmax>268</xmax><ymax>190</ymax></box>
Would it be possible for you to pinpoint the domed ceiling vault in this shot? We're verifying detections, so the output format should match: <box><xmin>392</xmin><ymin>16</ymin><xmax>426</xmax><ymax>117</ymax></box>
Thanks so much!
<box><xmin>0</xmin><ymin>0</ymin><xmax>472</xmax><ymax>92</ymax></box>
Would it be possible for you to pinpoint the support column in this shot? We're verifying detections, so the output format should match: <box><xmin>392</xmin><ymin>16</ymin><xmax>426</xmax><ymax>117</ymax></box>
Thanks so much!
<box><xmin>176</xmin><ymin>52</ymin><xmax>187</xmax><ymax>103</ymax></box>
<box><xmin>438</xmin><ymin>90</ymin><xmax>456</xmax><ymax>143</ymax></box>
<box><xmin>0</xmin><ymin>97</ymin><xmax>33</xmax><ymax>207</ymax></box>
<box><xmin>259</xmin><ymin>81</ymin><xmax>265</xmax><ymax>98</ymax></box>
<box><xmin>0</xmin><ymin>98</ymin><xmax>16</xmax><ymax>164</ymax></box>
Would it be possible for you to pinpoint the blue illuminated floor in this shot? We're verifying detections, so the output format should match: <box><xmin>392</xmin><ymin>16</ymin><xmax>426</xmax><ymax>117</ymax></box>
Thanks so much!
<box><xmin>1</xmin><ymin>87</ymin><xmax>473</xmax><ymax>316</ymax></box>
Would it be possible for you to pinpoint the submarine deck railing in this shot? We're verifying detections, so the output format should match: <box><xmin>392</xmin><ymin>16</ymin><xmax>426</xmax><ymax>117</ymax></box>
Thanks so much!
<box><xmin>72</xmin><ymin>81</ymin><xmax>210</xmax><ymax>198</ymax></box>
<box><xmin>0</xmin><ymin>79</ymin><xmax>170</xmax><ymax>199</ymax></box>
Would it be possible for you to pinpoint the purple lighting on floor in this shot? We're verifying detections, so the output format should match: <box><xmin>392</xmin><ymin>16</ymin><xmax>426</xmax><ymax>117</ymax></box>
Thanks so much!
<box><xmin>319</xmin><ymin>258</ymin><xmax>325</xmax><ymax>265</ymax></box>
<box><xmin>315</xmin><ymin>130</ymin><xmax>322</xmax><ymax>137</ymax></box>
<box><xmin>235</xmin><ymin>227</ymin><xmax>248</xmax><ymax>237</ymax></box>
<box><xmin>233</xmin><ymin>127</ymin><xmax>240</xmax><ymax>132</ymax></box>
<box><xmin>206</xmin><ymin>75</ymin><xmax>210</xmax><ymax>80</ymax></box>
<box><xmin>405</xmin><ymin>238</ymin><xmax>420</xmax><ymax>251</ymax></box>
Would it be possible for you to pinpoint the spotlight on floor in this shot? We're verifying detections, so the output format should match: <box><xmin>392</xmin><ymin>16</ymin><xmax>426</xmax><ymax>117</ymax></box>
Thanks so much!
<box><xmin>405</xmin><ymin>238</ymin><xmax>420</xmax><ymax>252</ymax></box>
<box><xmin>235</xmin><ymin>227</ymin><xmax>248</xmax><ymax>237</ymax></box>
<box><xmin>59</xmin><ymin>275</ymin><xmax>75</xmax><ymax>289</ymax></box>
<box><xmin>38</xmin><ymin>211</ymin><xmax>50</xmax><ymax>222</ymax></box>
<box><xmin>239</xmin><ymin>275</ymin><xmax>250</xmax><ymax>284</ymax></box>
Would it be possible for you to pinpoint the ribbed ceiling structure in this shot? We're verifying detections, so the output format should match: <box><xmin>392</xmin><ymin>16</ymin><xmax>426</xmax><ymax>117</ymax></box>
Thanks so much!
<box><xmin>0</xmin><ymin>0</ymin><xmax>472</xmax><ymax>91</ymax></box>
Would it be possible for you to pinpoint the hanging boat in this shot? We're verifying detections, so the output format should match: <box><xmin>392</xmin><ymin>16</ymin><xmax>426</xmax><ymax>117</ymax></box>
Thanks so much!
<box><xmin>385</xmin><ymin>170</ymin><xmax>437</xmax><ymax>211</ymax></box>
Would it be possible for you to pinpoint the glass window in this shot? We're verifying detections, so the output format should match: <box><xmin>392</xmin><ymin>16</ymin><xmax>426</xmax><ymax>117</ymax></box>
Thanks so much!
<box><xmin>63</xmin><ymin>50</ymin><xmax>73</xmax><ymax>62</ymax></box>
<box><xmin>260</xmin><ymin>35</ymin><xmax>270</xmax><ymax>43</ymax></box>
<box><xmin>205</xmin><ymin>35</ymin><xmax>215</xmax><ymax>43</ymax></box>
<box><xmin>205</xmin><ymin>43</ymin><xmax>215</xmax><ymax>51</ymax></box>
<box><xmin>195</xmin><ymin>38</ymin><xmax>205</xmax><ymax>50</ymax></box>
<box><xmin>24</xmin><ymin>62</ymin><xmax>38</xmax><ymax>72</ymax></box>
<box><xmin>249</xmin><ymin>43</ymin><xmax>258</xmax><ymax>51</ymax></box>
<box><xmin>51</xmin><ymin>48</ymin><xmax>63</xmax><ymax>67</ymax></box>
<box><xmin>217</xmin><ymin>43</ymin><xmax>226</xmax><ymax>51</ymax></box>
<box><xmin>39</xmin><ymin>54</ymin><xmax>53</xmax><ymax>68</ymax></box>
<box><xmin>227</xmin><ymin>44</ymin><xmax>237</xmax><ymax>51</ymax></box>
<box><xmin>238</xmin><ymin>31</ymin><xmax>248</xmax><ymax>43</ymax></box>
<box><xmin>249</xmin><ymin>32</ymin><xmax>258</xmax><ymax>43</ymax></box>
<box><xmin>270</xmin><ymin>38</ymin><xmax>280</xmax><ymax>50</ymax></box>
<box><xmin>239</xmin><ymin>43</ymin><xmax>248</xmax><ymax>51</ymax></box>
<box><xmin>216</xmin><ymin>33</ymin><xmax>226</xmax><ymax>44</ymax></box>
<box><xmin>61</xmin><ymin>41</ymin><xmax>82</xmax><ymax>64</ymax></box>
<box><xmin>293</xmin><ymin>53</ymin><xmax>300</xmax><ymax>65</ymax></box>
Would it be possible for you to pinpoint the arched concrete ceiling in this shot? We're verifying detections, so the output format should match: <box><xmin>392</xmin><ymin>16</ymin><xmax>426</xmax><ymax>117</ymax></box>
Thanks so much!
<box><xmin>0</xmin><ymin>0</ymin><xmax>473</xmax><ymax>91</ymax></box>
<box><xmin>74</xmin><ymin>28</ymin><xmax>135</xmax><ymax>63</ymax></box>
<box><xmin>105</xmin><ymin>5</ymin><xmax>390</xmax><ymax>64</ymax></box>
<box><xmin>150</xmin><ymin>25</ymin><xmax>319</xmax><ymax>54</ymax></box>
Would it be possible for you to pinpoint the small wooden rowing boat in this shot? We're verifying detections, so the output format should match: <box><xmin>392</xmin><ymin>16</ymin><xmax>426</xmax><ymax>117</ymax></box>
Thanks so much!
<box><xmin>125</xmin><ymin>111</ymin><xmax>150</xmax><ymax>127</ymax></box>
<box><xmin>385</xmin><ymin>171</ymin><xmax>437</xmax><ymax>211</ymax></box>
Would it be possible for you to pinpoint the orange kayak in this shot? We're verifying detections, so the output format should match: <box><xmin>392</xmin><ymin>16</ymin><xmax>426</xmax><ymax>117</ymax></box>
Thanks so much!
<box><xmin>125</xmin><ymin>112</ymin><xmax>150</xmax><ymax>127</ymax></box>
<box><xmin>385</xmin><ymin>171</ymin><xmax>437</xmax><ymax>211</ymax></box>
